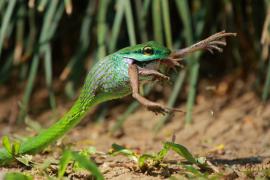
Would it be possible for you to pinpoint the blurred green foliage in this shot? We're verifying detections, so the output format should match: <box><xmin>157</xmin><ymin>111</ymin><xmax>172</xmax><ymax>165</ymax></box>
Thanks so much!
<box><xmin>0</xmin><ymin>0</ymin><xmax>269</xmax><ymax>127</ymax></box>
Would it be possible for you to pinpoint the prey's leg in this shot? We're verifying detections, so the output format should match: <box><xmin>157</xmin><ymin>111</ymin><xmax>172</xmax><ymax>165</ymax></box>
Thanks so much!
<box><xmin>138</xmin><ymin>67</ymin><xmax>170</xmax><ymax>81</ymax></box>
<box><xmin>170</xmin><ymin>31</ymin><xmax>237</xmax><ymax>59</ymax></box>
<box><xmin>128</xmin><ymin>64</ymin><xmax>181</xmax><ymax>115</ymax></box>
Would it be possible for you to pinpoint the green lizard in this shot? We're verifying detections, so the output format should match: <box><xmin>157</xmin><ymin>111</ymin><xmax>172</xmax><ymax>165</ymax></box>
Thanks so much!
<box><xmin>0</xmin><ymin>31</ymin><xmax>236</xmax><ymax>165</ymax></box>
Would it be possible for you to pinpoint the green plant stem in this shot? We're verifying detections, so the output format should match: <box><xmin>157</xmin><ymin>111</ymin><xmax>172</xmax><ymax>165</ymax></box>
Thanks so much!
<box><xmin>185</xmin><ymin>62</ymin><xmax>199</xmax><ymax>124</ymax></box>
<box><xmin>38</xmin><ymin>0</ymin><xmax>49</xmax><ymax>12</ymax></box>
<box><xmin>19</xmin><ymin>55</ymin><xmax>40</xmax><ymax>122</ymax></box>
<box><xmin>134</xmin><ymin>0</ymin><xmax>150</xmax><ymax>42</ymax></box>
<box><xmin>152</xmin><ymin>0</ymin><xmax>163</xmax><ymax>43</ymax></box>
<box><xmin>0</xmin><ymin>0</ymin><xmax>16</xmax><ymax>58</ymax></box>
<box><xmin>97</xmin><ymin>0</ymin><xmax>110</xmax><ymax>59</ymax></box>
<box><xmin>109</xmin><ymin>0</ymin><xmax>125</xmax><ymax>53</ymax></box>
<box><xmin>44</xmin><ymin>45</ymin><xmax>56</xmax><ymax>110</ymax></box>
<box><xmin>124</xmin><ymin>0</ymin><xmax>136</xmax><ymax>45</ymax></box>
<box><xmin>262</xmin><ymin>56</ymin><xmax>270</xmax><ymax>101</ymax></box>
<box><xmin>161</xmin><ymin>0</ymin><xmax>172</xmax><ymax>49</ymax></box>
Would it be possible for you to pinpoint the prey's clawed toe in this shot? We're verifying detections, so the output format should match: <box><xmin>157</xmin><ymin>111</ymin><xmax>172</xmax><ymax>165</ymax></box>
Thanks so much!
<box><xmin>147</xmin><ymin>104</ymin><xmax>184</xmax><ymax>115</ymax></box>
<box><xmin>147</xmin><ymin>106</ymin><xmax>168</xmax><ymax>115</ymax></box>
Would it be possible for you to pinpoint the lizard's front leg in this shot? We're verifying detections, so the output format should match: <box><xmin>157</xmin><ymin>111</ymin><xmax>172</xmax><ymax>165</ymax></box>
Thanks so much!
<box><xmin>128</xmin><ymin>63</ymin><xmax>180</xmax><ymax>115</ymax></box>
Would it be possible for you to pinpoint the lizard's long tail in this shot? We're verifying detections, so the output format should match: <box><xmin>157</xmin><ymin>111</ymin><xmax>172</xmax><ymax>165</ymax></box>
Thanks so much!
<box><xmin>0</xmin><ymin>98</ymin><xmax>92</xmax><ymax>165</ymax></box>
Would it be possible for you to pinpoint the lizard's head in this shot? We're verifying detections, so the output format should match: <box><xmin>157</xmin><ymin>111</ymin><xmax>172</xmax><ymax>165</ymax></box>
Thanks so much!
<box><xmin>117</xmin><ymin>41</ymin><xmax>171</xmax><ymax>62</ymax></box>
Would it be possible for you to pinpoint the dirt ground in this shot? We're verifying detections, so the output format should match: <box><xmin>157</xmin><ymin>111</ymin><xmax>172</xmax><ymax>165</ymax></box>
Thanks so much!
<box><xmin>0</xmin><ymin>79</ymin><xmax>270</xmax><ymax>179</ymax></box>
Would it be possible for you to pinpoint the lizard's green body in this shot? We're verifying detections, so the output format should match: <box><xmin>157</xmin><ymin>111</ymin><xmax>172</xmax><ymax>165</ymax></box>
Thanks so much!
<box><xmin>0</xmin><ymin>41</ymin><xmax>170</xmax><ymax>164</ymax></box>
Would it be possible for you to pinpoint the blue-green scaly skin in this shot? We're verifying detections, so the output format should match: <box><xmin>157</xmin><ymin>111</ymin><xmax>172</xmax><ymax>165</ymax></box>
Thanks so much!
<box><xmin>0</xmin><ymin>41</ymin><xmax>170</xmax><ymax>165</ymax></box>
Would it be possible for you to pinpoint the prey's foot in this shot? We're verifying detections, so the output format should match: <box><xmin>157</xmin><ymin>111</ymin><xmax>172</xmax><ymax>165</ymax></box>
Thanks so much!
<box><xmin>171</xmin><ymin>31</ymin><xmax>237</xmax><ymax>58</ymax></box>
<box><xmin>197</xmin><ymin>31</ymin><xmax>235</xmax><ymax>54</ymax></box>
<box><xmin>146</xmin><ymin>102</ymin><xmax>183</xmax><ymax>115</ymax></box>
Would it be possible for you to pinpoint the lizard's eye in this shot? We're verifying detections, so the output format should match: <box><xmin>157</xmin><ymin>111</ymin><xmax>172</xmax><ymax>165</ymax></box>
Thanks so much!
<box><xmin>143</xmin><ymin>46</ymin><xmax>153</xmax><ymax>56</ymax></box>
